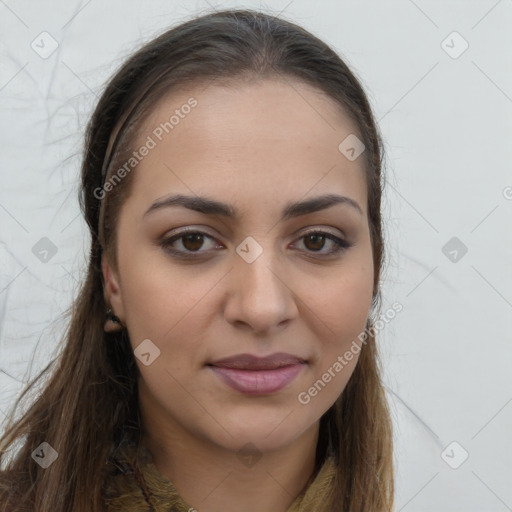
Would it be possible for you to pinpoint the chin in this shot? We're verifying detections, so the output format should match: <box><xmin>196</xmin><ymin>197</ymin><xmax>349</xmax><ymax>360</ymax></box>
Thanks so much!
<box><xmin>213</xmin><ymin>432</ymin><xmax>296</xmax><ymax>456</ymax></box>
<box><xmin>205</xmin><ymin>413</ymin><xmax>311</xmax><ymax>454</ymax></box>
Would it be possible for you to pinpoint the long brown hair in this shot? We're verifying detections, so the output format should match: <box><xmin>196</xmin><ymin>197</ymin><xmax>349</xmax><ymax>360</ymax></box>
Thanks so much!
<box><xmin>0</xmin><ymin>9</ymin><xmax>393</xmax><ymax>511</ymax></box>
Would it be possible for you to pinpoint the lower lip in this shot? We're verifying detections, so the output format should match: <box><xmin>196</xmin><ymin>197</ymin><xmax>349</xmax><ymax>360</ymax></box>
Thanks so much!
<box><xmin>208</xmin><ymin>364</ymin><xmax>305</xmax><ymax>395</ymax></box>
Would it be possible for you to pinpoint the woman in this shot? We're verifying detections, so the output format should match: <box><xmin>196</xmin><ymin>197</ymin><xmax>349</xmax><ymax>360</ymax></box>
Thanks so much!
<box><xmin>0</xmin><ymin>8</ymin><xmax>394</xmax><ymax>511</ymax></box>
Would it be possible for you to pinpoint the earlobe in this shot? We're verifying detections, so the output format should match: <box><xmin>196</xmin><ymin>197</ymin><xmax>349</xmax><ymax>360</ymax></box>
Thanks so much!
<box><xmin>101</xmin><ymin>254</ymin><xmax>126</xmax><ymax>330</ymax></box>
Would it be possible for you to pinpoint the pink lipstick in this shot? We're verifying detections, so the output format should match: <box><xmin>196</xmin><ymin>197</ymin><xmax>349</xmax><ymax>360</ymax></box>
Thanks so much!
<box><xmin>207</xmin><ymin>352</ymin><xmax>306</xmax><ymax>395</ymax></box>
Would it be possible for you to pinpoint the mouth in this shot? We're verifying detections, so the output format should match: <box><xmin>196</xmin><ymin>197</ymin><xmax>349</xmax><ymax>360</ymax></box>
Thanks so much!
<box><xmin>207</xmin><ymin>353</ymin><xmax>307</xmax><ymax>395</ymax></box>
<box><xmin>208</xmin><ymin>352</ymin><xmax>306</xmax><ymax>370</ymax></box>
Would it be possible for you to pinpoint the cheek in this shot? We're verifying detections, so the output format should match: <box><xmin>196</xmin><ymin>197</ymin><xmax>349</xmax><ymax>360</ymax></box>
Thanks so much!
<box><xmin>116</xmin><ymin>232</ymin><xmax>208</xmax><ymax>328</ymax></box>
<box><xmin>118</xmin><ymin>258</ymin><xmax>216</xmax><ymax>409</ymax></box>
<box><xmin>313</xmin><ymin>258</ymin><xmax>374</xmax><ymax>344</ymax></box>
<box><xmin>303</xmin><ymin>257</ymin><xmax>373</xmax><ymax>400</ymax></box>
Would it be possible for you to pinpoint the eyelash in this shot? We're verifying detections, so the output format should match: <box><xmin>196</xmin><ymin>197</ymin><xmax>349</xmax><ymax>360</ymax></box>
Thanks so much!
<box><xmin>160</xmin><ymin>228</ymin><xmax>352</xmax><ymax>259</ymax></box>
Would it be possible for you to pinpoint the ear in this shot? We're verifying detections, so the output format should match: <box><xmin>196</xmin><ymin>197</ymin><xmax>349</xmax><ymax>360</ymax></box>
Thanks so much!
<box><xmin>102</xmin><ymin>254</ymin><xmax>125</xmax><ymax>323</ymax></box>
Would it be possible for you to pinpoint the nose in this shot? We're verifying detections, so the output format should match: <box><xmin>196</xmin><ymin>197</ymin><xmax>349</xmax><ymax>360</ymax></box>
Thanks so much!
<box><xmin>223</xmin><ymin>241</ymin><xmax>299</xmax><ymax>335</ymax></box>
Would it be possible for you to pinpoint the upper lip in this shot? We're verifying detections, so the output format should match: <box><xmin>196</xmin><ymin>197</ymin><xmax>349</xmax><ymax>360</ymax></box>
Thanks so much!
<box><xmin>208</xmin><ymin>352</ymin><xmax>306</xmax><ymax>370</ymax></box>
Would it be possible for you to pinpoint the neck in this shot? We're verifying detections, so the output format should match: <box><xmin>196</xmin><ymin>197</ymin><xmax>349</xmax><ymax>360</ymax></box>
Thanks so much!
<box><xmin>141</xmin><ymin>420</ymin><xmax>319</xmax><ymax>512</ymax></box>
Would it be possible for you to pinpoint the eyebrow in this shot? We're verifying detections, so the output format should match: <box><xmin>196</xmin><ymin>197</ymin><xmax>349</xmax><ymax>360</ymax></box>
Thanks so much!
<box><xmin>143</xmin><ymin>193</ymin><xmax>363</xmax><ymax>221</ymax></box>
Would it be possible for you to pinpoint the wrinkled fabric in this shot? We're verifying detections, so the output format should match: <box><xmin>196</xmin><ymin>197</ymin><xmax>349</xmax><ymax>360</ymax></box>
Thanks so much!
<box><xmin>104</xmin><ymin>437</ymin><xmax>337</xmax><ymax>512</ymax></box>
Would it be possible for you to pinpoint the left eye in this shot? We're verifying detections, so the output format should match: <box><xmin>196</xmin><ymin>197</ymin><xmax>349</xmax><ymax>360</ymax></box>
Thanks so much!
<box><xmin>294</xmin><ymin>231</ymin><xmax>350</xmax><ymax>255</ymax></box>
<box><xmin>160</xmin><ymin>229</ymin><xmax>351</xmax><ymax>258</ymax></box>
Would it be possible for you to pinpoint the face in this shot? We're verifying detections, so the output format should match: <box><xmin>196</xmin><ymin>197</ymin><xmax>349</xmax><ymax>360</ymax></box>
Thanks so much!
<box><xmin>103</xmin><ymin>78</ymin><xmax>374</xmax><ymax>454</ymax></box>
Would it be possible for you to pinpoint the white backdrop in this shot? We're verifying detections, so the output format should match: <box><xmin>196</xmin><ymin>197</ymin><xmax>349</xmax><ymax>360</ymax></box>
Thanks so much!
<box><xmin>0</xmin><ymin>1</ymin><xmax>511</xmax><ymax>510</ymax></box>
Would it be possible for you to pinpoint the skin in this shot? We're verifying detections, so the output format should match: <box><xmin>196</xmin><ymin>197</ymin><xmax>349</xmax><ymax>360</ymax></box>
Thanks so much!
<box><xmin>102</xmin><ymin>78</ymin><xmax>374</xmax><ymax>512</ymax></box>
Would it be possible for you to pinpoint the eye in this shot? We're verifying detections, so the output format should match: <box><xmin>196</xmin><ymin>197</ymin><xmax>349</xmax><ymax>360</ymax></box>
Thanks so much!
<box><xmin>159</xmin><ymin>228</ymin><xmax>352</xmax><ymax>259</ymax></box>
<box><xmin>160</xmin><ymin>229</ymin><xmax>221</xmax><ymax>257</ymax></box>
<box><xmin>292</xmin><ymin>230</ymin><xmax>352</xmax><ymax>256</ymax></box>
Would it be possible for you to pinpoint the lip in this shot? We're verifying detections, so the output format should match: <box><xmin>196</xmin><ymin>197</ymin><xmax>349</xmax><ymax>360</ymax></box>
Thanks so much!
<box><xmin>208</xmin><ymin>364</ymin><xmax>305</xmax><ymax>395</ymax></box>
<box><xmin>207</xmin><ymin>352</ymin><xmax>307</xmax><ymax>395</ymax></box>
<box><xmin>208</xmin><ymin>352</ymin><xmax>306</xmax><ymax>370</ymax></box>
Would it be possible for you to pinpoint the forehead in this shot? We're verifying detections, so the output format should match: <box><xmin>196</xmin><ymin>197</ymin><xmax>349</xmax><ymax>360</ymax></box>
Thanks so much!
<box><xmin>127</xmin><ymin>78</ymin><xmax>367</xmax><ymax>215</ymax></box>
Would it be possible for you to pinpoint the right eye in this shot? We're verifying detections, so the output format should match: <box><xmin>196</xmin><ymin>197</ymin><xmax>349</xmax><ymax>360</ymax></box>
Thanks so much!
<box><xmin>160</xmin><ymin>229</ymin><xmax>224</xmax><ymax>258</ymax></box>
